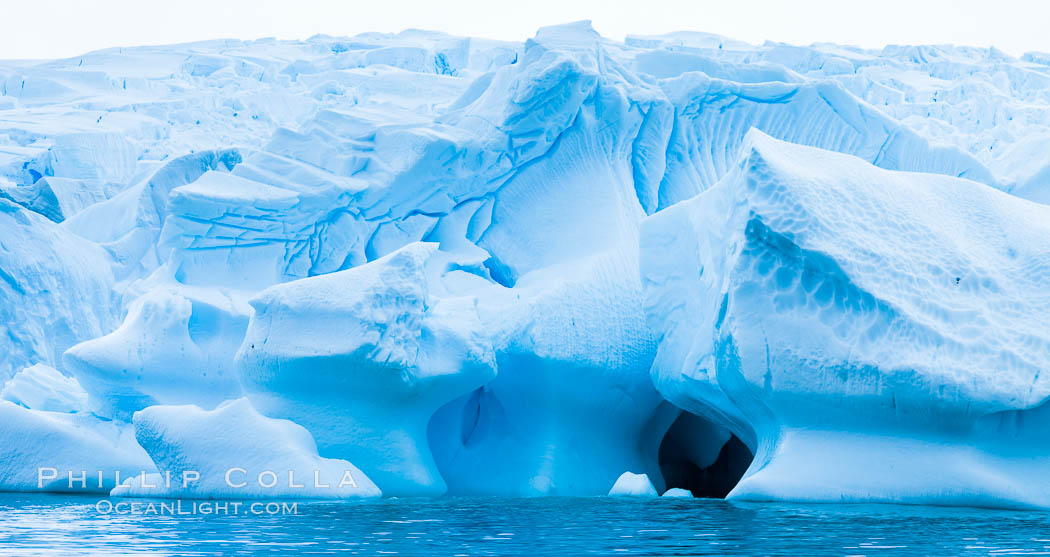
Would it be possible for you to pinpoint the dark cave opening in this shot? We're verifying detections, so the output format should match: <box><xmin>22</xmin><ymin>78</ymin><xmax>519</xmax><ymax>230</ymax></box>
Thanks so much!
<box><xmin>658</xmin><ymin>411</ymin><xmax>754</xmax><ymax>498</ymax></box>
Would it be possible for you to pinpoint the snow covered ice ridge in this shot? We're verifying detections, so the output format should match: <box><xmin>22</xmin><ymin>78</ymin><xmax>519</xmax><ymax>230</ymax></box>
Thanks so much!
<box><xmin>1</xmin><ymin>20</ymin><xmax>1049</xmax><ymax>505</ymax></box>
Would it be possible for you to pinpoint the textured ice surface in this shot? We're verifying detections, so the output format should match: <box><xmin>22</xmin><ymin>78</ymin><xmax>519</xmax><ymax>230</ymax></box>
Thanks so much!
<box><xmin>111</xmin><ymin>398</ymin><xmax>380</xmax><ymax>499</ymax></box>
<box><xmin>0</xmin><ymin>363</ymin><xmax>88</xmax><ymax>413</ymax></box>
<box><xmin>64</xmin><ymin>284</ymin><xmax>247</xmax><ymax>420</ymax></box>
<box><xmin>428</xmin><ymin>244</ymin><xmax>677</xmax><ymax>496</ymax></box>
<box><xmin>0</xmin><ymin>401</ymin><xmax>152</xmax><ymax>493</ymax></box>
<box><xmin>641</xmin><ymin>131</ymin><xmax>1050</xmax><ymax>507</ymax></box>
<box><xmin>237</xmin><ymin>242</ymin><xmax>496</xmax><ymax>496</ymax></box>
<box><xmin>0</xmin><ymin>21</ymin><xmax>1048</xmax><ymax>502</ymax></box>
<box><xmin>0</xmin><ymin>200</ymin><xmax>115</xmax><ymax>383</ymax></box>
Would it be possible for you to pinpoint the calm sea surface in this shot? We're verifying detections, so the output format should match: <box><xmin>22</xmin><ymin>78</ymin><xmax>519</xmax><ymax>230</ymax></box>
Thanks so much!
<box><xmin>1</xmin><ymin>494</ymin><xmax>1048</xmax><ymax>555</ymax></box>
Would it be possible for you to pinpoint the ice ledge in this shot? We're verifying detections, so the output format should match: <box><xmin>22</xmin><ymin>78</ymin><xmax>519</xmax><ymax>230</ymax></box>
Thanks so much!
<box><xmin>731</xmin><ymin>428</ymin><xmax>1050</xmax><ymax>510</ymax></box>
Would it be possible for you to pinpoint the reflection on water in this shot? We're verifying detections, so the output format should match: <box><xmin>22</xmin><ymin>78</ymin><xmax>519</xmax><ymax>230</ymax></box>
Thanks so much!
<box><xmin>1</xmin><ymin>494</ymin><xmax>1049</xmax><ymax>555</ymax></box>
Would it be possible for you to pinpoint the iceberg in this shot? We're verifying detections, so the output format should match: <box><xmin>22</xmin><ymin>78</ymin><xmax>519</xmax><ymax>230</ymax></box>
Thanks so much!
<box><xmin>64</xmin><ymin>285</ymin><xmax>246</xmax><ymax>420</ymax></box>
<box><xmin>236</xmin><ymin>243</ymin><xmax>496</xmax><ymax>496</ymax></box>
<box><xmin>429</xmin><ymin>245</ymin><xmax>677</xmax><ymax>496</ymax></box>
<box><xmin>0</xmin><ymin>200</ymin><xmax>116</xmax><ymax>383</ymax></box>
<box><xmin>111</xmin><ymin>398</ymin><xmax>380</xmax><ymax>499</ymax></box>
<box><xmin>608</xmin><ymin>472</ymin><xmax>658</xmax><ymax>497</ymax></box>
<box><xmin>0</xmin><ymin>20</ymin><xmax>1047</xmax><ymax>505</ymax></box>
<box><xmin>0</xmin><ymin>363</ymin><xmax>88</xmax><ymax>413</ymax></box>
<box><xmin>640</xmin><ymin>131</ymin><xmax>1050</xmax><ymax>508</ymax></box>
<box><xmin>0</xmin><ymin>401</ymin><xmax>152</xmax><ymax>493</ymax></box>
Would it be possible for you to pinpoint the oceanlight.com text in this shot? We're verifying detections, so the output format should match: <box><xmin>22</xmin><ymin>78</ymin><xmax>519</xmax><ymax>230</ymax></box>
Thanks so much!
<box><xmin>94</xmin><ymin>500</ymin><xmax>299</xmax><ymax>515</ymax></box>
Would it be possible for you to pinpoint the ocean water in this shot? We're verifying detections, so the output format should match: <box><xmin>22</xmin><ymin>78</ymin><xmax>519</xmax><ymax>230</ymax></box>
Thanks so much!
<box><xmin>1</xmin><ymin>494</ymin><xmax>1048</xmax><ymax>555</ymax></box>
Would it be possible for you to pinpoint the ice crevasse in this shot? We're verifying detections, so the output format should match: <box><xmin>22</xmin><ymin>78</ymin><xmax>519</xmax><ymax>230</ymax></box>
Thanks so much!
<box><xmin>0</xmin><ymin>20</ymin><xmax>1047</xmax><ymax>504</ymax></box>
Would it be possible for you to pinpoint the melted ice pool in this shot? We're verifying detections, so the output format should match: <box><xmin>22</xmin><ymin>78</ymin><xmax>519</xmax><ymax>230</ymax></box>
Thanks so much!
<box><xmin>0</xmin><ymin>494</ymin><xmax>1048</xmax><ymax>555</ymax></box>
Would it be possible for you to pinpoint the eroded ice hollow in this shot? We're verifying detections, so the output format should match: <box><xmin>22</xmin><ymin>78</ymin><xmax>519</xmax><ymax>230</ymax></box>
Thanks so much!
<box><xmin>1</xmin><ymin>19</ymin><xmax>1050</xmax><ymax>502</ymax></box>
<box><xmin>642</xmin><ymin>130</ymin><xmax>1050</xmax><ymax>508</ymax></box>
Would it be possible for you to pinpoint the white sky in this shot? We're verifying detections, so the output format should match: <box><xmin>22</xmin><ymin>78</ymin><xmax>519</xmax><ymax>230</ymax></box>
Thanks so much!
<box><xmin>1</xmin><ymin>0</ymin><xmax>1048</xmax><ymax>60</ymax></box>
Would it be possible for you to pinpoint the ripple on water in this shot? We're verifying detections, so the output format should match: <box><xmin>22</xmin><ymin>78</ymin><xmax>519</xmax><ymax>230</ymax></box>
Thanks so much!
<box><xmin>1</xmin><ymin>495</ymin><xmax>1050</xmax><ymax>555</ymax></box>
